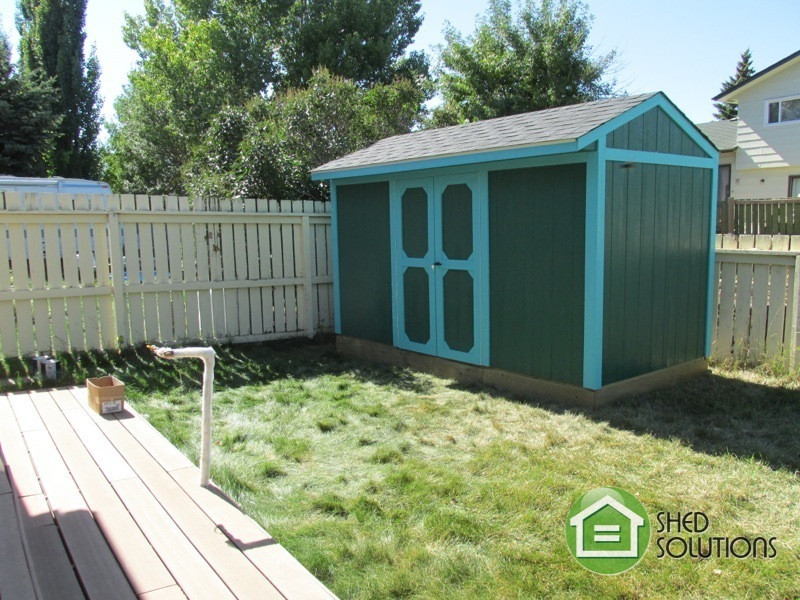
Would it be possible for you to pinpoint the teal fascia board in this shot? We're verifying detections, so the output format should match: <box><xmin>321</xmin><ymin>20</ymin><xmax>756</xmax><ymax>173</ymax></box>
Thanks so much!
<box><xmin>330</xmin><ymin>183</ymin><xmax>342</xmax><ymax>334</ymax></box>
<box><xmin>705</xmin><ymin>167</ymin><xmax>719</xmax><ymax>357</ymax></box>
<box><xmin>604</xmin><ymin>148</ymin><xmax>717</xmax><ymax>169</ymax></box>
<box><xmin>577</xmin><ymin>93</ymin><xmax>719</xmax><ymax>160</ymax></box>
<box><xmin>582</xmin><ymin>145</ymin><xmax>605</xmax><ymax>390</ymax></box>
<box><xmin>311</xmin><ymin>140</ymin><xmax>579</xmax><ymax>182</ymax></box>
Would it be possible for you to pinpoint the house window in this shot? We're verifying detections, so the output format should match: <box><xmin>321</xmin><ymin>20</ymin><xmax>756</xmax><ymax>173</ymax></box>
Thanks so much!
<box><xmin>790</xmin><ymin>176</ymin><xmax>800</xmax><ymax>198</ymax></box>
<box><xmin>766</xmin><ymin>96</ymin><xmax>800</xmax><ymax>124</ymax></box>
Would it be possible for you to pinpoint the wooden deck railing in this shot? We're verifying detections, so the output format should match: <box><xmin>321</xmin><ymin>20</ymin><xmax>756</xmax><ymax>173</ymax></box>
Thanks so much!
<box><xmin>718</xmin><ymin>197</ymin><xmax>800</xmax><ymax>235</ymax></box>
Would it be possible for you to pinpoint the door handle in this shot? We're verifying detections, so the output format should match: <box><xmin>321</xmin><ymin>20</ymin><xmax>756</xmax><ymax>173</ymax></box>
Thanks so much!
<box><xmin>433</xmin><ymin>261</ymin><xmax>442</xmax><ymax>267</ymax></box>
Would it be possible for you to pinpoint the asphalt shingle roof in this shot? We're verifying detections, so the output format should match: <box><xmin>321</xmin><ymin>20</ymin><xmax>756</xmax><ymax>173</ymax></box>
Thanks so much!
<box><xmin>313</xmin><ymin>93</ymin><xmax>658</xmax><ymax>175</ymax></box>
<box><xmin>695</xmin><ymin>120</ymin><xmax>737</xmax><ymax>152</ymax></box>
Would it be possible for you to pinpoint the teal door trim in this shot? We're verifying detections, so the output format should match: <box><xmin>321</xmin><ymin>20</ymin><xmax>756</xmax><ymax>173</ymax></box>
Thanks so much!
<box><xmin>478</xmin><ymin>171</ymin><xmax>490</xmax><ymax>366</ymax></box>
<box><xmin>433</xmin><ymin>173</ymin><xmax>482</xmax><ymax>365</ymax></box>
<box><xmin>331</xmin><ymin>183</ymin><xmax>342</xmax><ymax>335</ymax></box>
<box><xmin>394</xmin><ymin>178</ymin><xmax>437</xmax><ymax>355</ymax></box>
<box><xmin>583</xmin><ymin>145</ymin><xmax>605</xmax><ymax>390</ymax></box>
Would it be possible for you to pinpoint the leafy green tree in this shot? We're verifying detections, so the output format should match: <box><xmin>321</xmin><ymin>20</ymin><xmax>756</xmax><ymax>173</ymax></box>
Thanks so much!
<box><xmin>0</xmin><ymin>31</ymin><xmax>61</xmax><ymax>176</ymax></box>
<box><xmin>713</xmin><ymin>49</ymin><xmax>755</xmax><ymax>121</ymax></box>
<box><xmin>17</xmin><ymin>0</ymin><xmax>102</xmax><ymax>178</ymax></box>
<box><xmin>108</xmin><ymin>0</ymin><xmax>430</xmax><ymax>195</ymax></box>
<box><xmin>279</xmin><ymin>0</ymin><xmax>425</xmax><ymax>88</ymax></box>
<box><xmin>433</xmin><ymin>0</ymin><xmax>616</xmax><ymax>125</ymax></box>
<box><xmin>187</xmin><ymin>69</ymin><xmax>427</xmax><ymax>200</ymax></box>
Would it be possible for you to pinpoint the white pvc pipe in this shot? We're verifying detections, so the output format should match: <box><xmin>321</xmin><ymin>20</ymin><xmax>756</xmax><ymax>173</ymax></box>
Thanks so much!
<box><xmin>149</xmin><ymin>345</ymin><xmax>217</xmax><ymax>487</ymax></box>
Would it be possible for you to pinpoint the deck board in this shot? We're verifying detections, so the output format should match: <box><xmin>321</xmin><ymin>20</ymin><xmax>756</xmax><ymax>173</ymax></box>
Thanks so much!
<box><xmin>1</xmin><ymin>386</ymin><xmax>335</xmax><ymax>600</ymax></box>
<box><xmin>0</xmin><ymin>477</ymin><xmax>36</xmax><ymax>600</ymax></box>
<box><xmin>16</xmin><ymin>493</ymin><xmax>84</xmax><ymax>600</ymax></box>
<box><xmin>33</xmin><ymin>389</ymin><xmax>176</xmax><ymax>596</ymax></box>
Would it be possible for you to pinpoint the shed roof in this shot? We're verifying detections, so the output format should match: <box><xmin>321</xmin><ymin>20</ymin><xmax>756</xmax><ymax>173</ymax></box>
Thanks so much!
<box><xmin>695</xmin><ymin>119</ymin><xmax>737</xmax><ymax>152</ymax></box>
<box><xmin>312</xmin><ymin>93</ymin><xmax>658</xmax><ymax>176</ymax></box>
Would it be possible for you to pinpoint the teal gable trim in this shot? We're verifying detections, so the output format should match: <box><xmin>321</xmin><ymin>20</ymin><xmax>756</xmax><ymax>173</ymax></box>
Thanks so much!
<box><xmin>331</xmin><ymin>183</ymin><xmax>342</xmax><ymax>334</ymax></box>
<box><xmin>583</xmin><ymin>145</ymin><xmax>605</xmax><ymax>390</ymax></box>
<box><xmin>605</xmin><ymin>148</ymin><xmax>717</xmax><ymax>169</ymax></box>
<box><xmin>578</xmin><ymin>93</ymin><xmax>718</xmax><ymax>160</ymax></box>
<box><xmin>705</xmin><ymin>167</ymin><xmax>719</xmax><ymax>356</ymax></box>
<box><xmin>311</xmin><ymin>141</ymin><xmax>580</xmax><ymax>181</ymax></box>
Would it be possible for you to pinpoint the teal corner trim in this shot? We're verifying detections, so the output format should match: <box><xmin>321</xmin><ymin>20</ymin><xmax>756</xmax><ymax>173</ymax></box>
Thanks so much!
<box><xmin>330</xmin><ymin>184</ymin><xmax>342</xmax><ymax>335</ymax></box>
<box><xmin>311</xmin><ymin>141</ymin><xmax>579</xmax><ymax>181</ymax></box>
<box><xmin>705</xmin><ymin>167</ymin><xmax>719</xmax><ymax>357</ymax></box>
<box><xmin>578</xmin><ymin>93</ymin><xmax>718</xmax><ymax>160</ymax></box>
<box><xmin>389</xmin><ymin>181</ymin><xmax>400</xmax><ymax>348</ymax></box>
<box><xmin>604</xmin><ymin>148</ymin><xmax>717</xmax><ymax>169</ymax></box>
<box><xmin>478</xmin><ymin>171</ymin><xmax>490</xmax><ymax>367</ymax></box>
<box><xmin>583</xmin><ymin>146</ymin><xmax>606</xmax><ymax>390</ymax></box>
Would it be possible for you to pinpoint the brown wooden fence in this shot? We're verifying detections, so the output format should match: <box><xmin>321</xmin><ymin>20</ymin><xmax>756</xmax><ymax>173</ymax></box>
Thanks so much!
<box><xmin>718</xmin><ymin>197</ymin><xmax>800</xmax><ymax>235</ymax></box>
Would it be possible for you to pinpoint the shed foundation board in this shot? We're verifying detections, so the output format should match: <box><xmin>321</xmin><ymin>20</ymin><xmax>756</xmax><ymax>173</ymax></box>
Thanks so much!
<box><xmin>336</xmin><ymin>336</ymin><xmax>708</xmax><ymax>407</ymax></box>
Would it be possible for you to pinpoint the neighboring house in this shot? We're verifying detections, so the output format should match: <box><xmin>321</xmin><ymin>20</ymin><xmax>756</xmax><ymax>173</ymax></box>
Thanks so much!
<box><xmin>698</xmin><ymin>49</ymin><xmax>800</xmax><ymax>200</ymax></box>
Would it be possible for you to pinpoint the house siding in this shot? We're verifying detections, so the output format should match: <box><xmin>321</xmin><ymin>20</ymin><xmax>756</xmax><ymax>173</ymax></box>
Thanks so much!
<box><xmin>603</xmin><ymin>162</ymin><xmax>711</xmax><ymax>385</ymax></box>
<box><xmin>734</xmin><ymin>59</ymin><xmax>800</xmax><ymax>175</ymax></box>
<box><xmin>336</xmin><ymin>182</ymin><xmax>394</xmax><ymax>344</ymax></box>
<box><xmin>488</xmin><ymin>163</ymin><xmax>585</xmax><ymax>385</ymax></box>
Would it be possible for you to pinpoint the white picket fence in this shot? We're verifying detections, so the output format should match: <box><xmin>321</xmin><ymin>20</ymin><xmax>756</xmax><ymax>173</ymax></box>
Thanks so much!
<box><xmin>0</xmin><ymin>192</ymin><xmax>333</xmax><ymax>358</ymax></box>
<box><xmin>712</xmin><ymin>235</ymin><xmax>800</xmax><ymax>365</ymax></box>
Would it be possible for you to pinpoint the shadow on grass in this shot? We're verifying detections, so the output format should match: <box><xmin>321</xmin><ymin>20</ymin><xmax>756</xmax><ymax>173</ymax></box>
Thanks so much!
<box><xmin>483</xmin><ymin>370</ymin><xmax>800</xmax><ymax>476</ymax></box>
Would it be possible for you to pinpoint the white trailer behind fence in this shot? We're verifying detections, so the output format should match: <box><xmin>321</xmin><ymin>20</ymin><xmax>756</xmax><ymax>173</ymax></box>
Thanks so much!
<box><xmin>0</xmin><ymin>192</ymin><xmax>333</xmax><ymax>357</ymax></box>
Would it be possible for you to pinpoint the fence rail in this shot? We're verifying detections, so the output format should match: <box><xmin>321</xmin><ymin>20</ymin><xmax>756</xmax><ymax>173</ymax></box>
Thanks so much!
<box><xmin>718</xmin><ymin>197</ymin><xmax>800</xmax><ymax>235</ymax></box>
<box><xmin>1</xmin><ymin>192</ymin><xmax>333</xmax><ymax>358</ymax></box>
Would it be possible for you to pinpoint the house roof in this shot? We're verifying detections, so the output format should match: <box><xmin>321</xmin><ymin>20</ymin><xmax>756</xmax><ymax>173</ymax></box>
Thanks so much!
<box><xmin>312</xmin><ymin>93</ymin><xmax>658</xmax><ymax>177</ymax></box>
<box><xmin>569</xmin><ymin>495</ymin><xmax>644</xmax><ymax>527</ymax></box>
<box><xmin>695</xmin><ymin>120</ymin><xmax>737</xmax><ymax>152</ymax></box>
<box><xmin>713</xmin><ymin>49</ymin><xmax>800</xmax><ymax>103</ymax></box>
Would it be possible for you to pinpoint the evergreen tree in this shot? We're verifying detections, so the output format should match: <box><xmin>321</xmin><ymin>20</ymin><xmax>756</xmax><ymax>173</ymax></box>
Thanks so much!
<box><xmin>0</xmin><ymin>31</ymin><xmax>61</xmax><ymax>176</ymax></box>
<box><xmin>17</xmin><ymin>0</ymin><xmax>103</xmax><ymax>178</ymax></box>
<box><xmin>713</xmin><ymin>49</ymin><xmax>755</xmax><ymax>121</ymax></box>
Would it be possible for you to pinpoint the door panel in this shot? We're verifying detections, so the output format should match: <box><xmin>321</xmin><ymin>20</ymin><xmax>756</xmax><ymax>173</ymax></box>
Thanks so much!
<box><xmin>395</xmin><ymin>174</ymin><xmax>483</xmax><ymax>365</ymax></box>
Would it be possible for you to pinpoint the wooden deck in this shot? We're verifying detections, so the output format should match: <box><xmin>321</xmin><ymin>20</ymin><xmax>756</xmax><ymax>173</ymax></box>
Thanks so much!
<box><xmin>0</xmin><ymin>387</ymin><xmax>336</xmax><ymax>599</ymax></box>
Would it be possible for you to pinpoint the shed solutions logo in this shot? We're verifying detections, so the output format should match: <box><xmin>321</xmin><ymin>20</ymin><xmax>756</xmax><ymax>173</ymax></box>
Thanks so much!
<box><xmin>565</xmin><ymin>487</ymin><xmax>650</xmax><ymax>575</ymax></box>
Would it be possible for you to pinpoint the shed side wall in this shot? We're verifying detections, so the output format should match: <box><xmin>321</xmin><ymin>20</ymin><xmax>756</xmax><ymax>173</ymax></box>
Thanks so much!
<box><xmin>336</xmin><ymin>182</ymin><xmax>393</xmax><ymax>344</ymax></box>
<box><xmin>603</xmin><ymin>162</ymin><xmax>711</xmax><ymax>385</ymax></box>
<box><xmin>489</xmin><ymin>163</ymin><xmax>586</xmax><ymax>385</ymax></box>
<box><xmin>607</xmin><ymin>107</ymin><xmax>709</xmax><ymax>158</ymax></box>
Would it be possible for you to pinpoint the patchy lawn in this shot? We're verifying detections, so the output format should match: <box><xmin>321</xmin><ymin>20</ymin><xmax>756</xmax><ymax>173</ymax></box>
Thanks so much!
<box><xmin>10</xmin><ymin>341</ymin><xmax>800</xmax><ymax>597</ymax></box>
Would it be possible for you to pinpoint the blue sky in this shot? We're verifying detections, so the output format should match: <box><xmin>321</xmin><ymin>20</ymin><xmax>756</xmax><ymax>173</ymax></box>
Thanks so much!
<box><xmin>0</xmin><ymin>0</ymin><xmax>797</xmax><ymax>128</ymax></box>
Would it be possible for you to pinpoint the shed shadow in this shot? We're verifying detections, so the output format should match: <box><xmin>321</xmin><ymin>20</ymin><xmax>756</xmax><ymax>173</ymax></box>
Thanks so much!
<box><xmin>485</xmin><ymin>370</ymin><xmax>800</xmax><ymax>475</ymax></box>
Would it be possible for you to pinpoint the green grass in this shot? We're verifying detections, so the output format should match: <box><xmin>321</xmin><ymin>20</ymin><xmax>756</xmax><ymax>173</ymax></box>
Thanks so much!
<box><xmin>13</xmin><ymin>340</ymin><xmax>800</xmax><ymax>598</ymax></box>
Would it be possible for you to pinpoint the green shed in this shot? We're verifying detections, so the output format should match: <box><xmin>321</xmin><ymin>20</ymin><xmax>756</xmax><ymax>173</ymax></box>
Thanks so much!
<box><xmin>311</xmin><ymin>93</ymin><xmax>718</xmax><ymax>405</ymax></box>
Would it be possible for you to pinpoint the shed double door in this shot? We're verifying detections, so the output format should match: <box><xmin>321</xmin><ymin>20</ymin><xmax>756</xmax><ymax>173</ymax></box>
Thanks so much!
<box><xmin>395</xmin><ymin>175</ymin><xmax>482</xmax><ymax>365</ymax></box>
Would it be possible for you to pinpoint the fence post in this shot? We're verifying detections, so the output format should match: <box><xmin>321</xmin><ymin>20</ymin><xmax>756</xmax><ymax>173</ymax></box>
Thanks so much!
<box><xmin>107</xmin><ymin>205</ymin><xmax>127</xmax><ymax>348</ymax></box>
<box><xmin>302</xmin><ymin>214</ymin><xmax>315</xmax><ymax>338</ymax></box>
<box><xmin>792</xmin><ymin>254</ymin><xmax>800</xmax><ymax>369</ymax></box>
<box><xmin>727</xmin><ymin>197</ymin><xmax>735</xmax><ymax>235</ymax></box>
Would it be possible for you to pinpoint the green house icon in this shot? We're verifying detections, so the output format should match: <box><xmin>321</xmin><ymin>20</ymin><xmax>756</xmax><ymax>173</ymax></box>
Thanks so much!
<box><xmin>569</xmin><ymin>495</ymin><xmax>645</xmax><ymax>558</ymax></box>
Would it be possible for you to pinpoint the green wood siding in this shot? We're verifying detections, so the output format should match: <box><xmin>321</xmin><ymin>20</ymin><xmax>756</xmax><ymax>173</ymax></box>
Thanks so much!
<box><xmin>603</xmin><ymin>162</ymin><xmax>711</xmax><ymax>384</ymax></box>
<box><xmin>337</xmin><ymin>182</ymin><xmax>393</xmax><ymax>344</ymax></box>
<box><xmin>607</xmin><ymin>107</ymin><xmax>709</xmax><ymax>158</ymax></box>
<box><xmin>489</xmin><ymin>163</ymin><xmax>586</xmax><ymax>385</ymax></box>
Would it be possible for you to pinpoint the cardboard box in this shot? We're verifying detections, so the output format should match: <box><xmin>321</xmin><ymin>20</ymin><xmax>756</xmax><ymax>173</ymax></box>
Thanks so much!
<box><xmin>86</xmin><ymin>376</ymin><xmax>126</xmax><ymax>414</ymax></box>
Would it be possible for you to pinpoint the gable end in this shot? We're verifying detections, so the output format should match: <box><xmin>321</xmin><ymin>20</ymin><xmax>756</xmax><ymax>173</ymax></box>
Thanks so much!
<box><xmin>606</xmin><ymin>107</ymin><xmax>709</xmax><ymax>158</ymax></box>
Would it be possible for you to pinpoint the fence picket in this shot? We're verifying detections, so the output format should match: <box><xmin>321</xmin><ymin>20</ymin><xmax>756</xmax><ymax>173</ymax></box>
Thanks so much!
<box><xmin>121</xmin><ymin>195</ymin><xmax>145</xmax><ymax>344</ymax></box>
<box><xmin>232</xmin><ymin>200</ymin><xmax>251</xmax><ymax>336</ymax></box>
<box><xmin>179</xmin><ymin>197</ymin><xmax>201</xmax><ymax>340</ymax></box>
<box><xmin>93</xmin><ymin>194</ymin><xmax>117</xmax><ymax>349</ymax></box>
<box><xmin>257</xmin><ymin>200</ymin><xmax>275</xmax><ymax>334</ymax></box>
<box><xmin>269</xmin><ymin>200</ymin><xmax>286</xmax><ymax>334</ymax></box>
<box><xmin>749</xmin><ymin>265</ymin><xmax>770</xmax><ymax>362</ymax></box>
<box><xmin>149</xmin><ymin>196</ymin><xmax>175</xmax><ymax>342</ymax></box>
<box><xmin>165</xmin><ymin>196</ymin><xmax>187</xmax><ymax>341</ymax></box>
<box><xmin>24</xmin><ymin>193</ymin><xmax>52</xmax><ymax>353</ymax></box>
<box><xmin>6</xmin><ymin>193</ymin><xmax>37</xmax><ymax>355</ymax></box>
<box><xmin>135</xmin><ymin>195</ymin><xmax>159</xmax><ymax>342</ymax></box>
<box><xmin>0</xmin><ymin>195</ymin><xmax>19</xmax><ymax>356</ymax></box>
<box><xmin>244</xmin><ymin>199</ymin><xmax>263</xmax><ymax>336</ymax></box>
<box><xmin>193</xmin><ymin>198</ymin><xmax>214</xmax><ymax>339</ymax></box>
